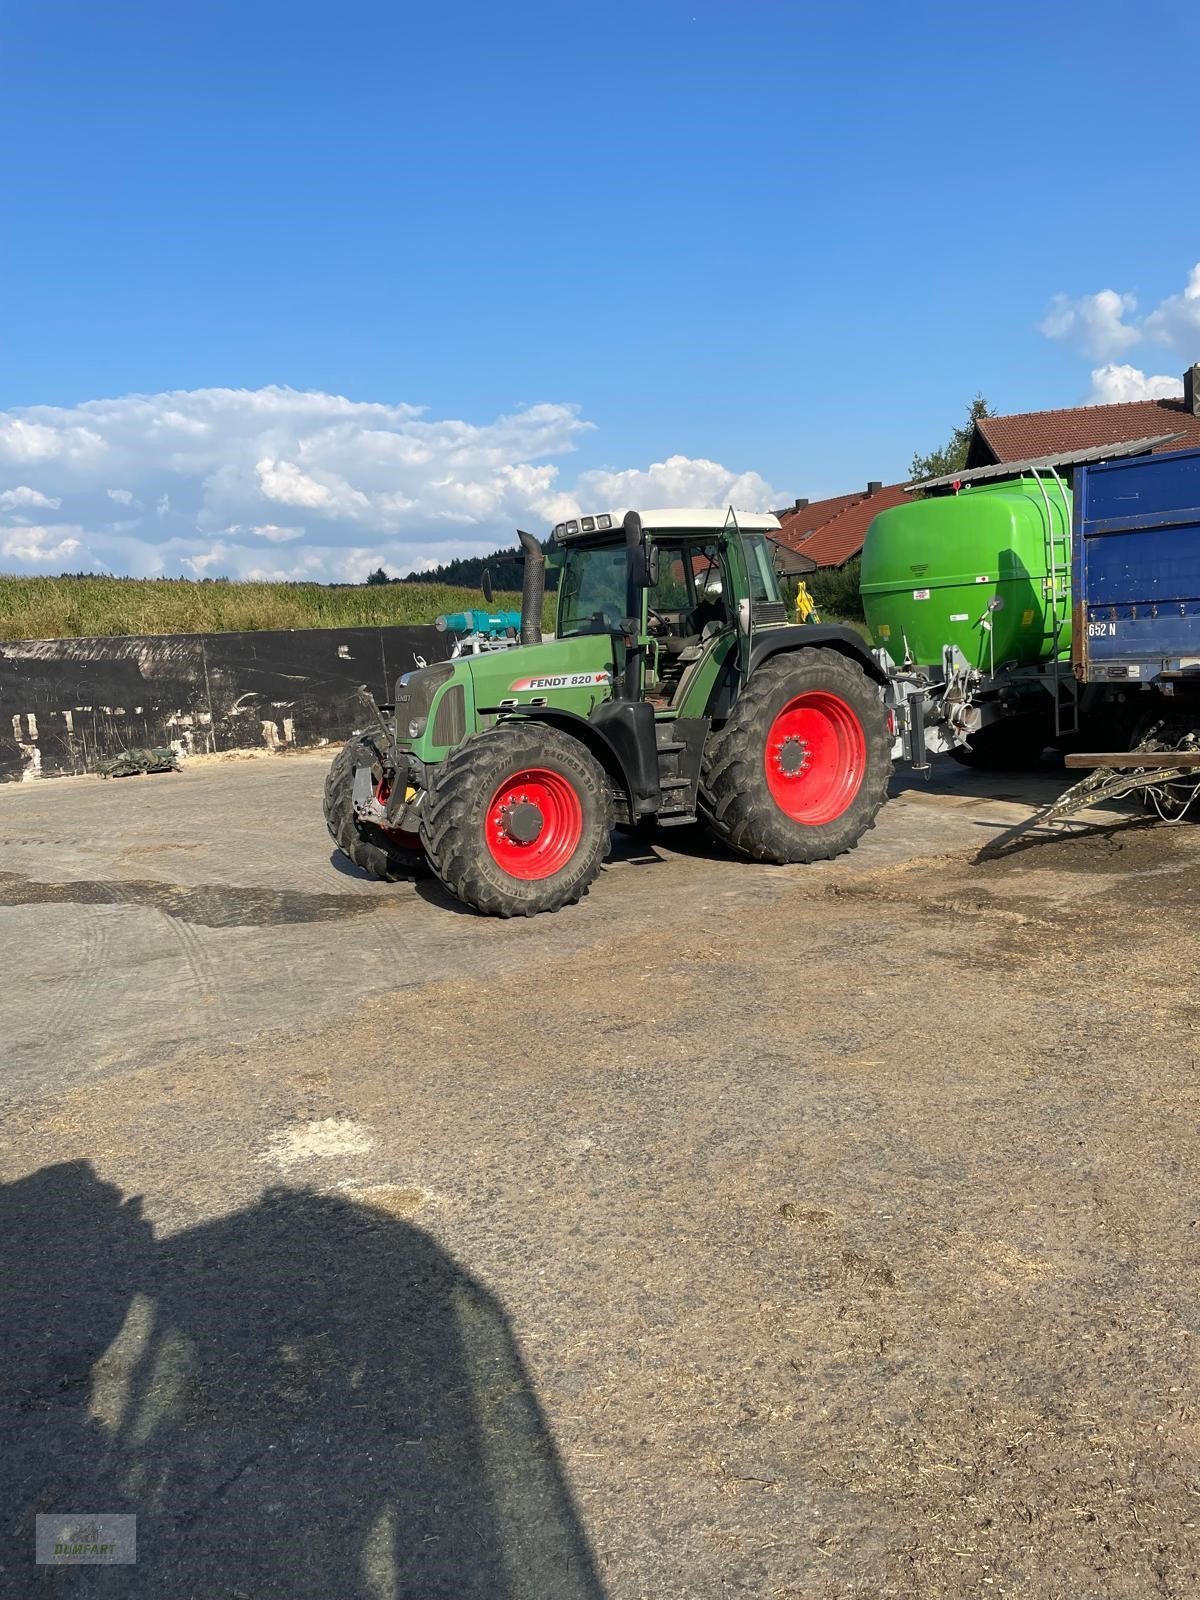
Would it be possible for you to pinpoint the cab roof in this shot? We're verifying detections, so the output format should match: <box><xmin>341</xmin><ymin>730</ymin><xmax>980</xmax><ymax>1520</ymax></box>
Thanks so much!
<box><xmin>551</xmin><ymin>507</ymin><xmax>782</xmax><ymax>543</ymax></box>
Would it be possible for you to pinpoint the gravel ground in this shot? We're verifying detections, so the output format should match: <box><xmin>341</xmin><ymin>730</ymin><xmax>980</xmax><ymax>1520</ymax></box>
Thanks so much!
<box><xmin>1</xmin><ymin>751</ymin><xmax>1197</xmax><ymax>1599</ymax></box>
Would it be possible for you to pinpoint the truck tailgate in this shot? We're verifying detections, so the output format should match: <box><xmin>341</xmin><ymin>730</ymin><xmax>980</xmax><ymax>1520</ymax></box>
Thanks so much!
<box><xmin>1075</xmin><ymin>446</ymin><xmax>1200</xmax><ymax>683</ymax></box>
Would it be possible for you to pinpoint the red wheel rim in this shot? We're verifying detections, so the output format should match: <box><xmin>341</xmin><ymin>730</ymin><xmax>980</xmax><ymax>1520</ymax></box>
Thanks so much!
<box><xmin>372</xmin><ymin>776</ymin><xmax>422</xmax><ymax>852</ymax></box>
<box><xmin>486</xmin><ymin>766</ymin><xmax>583</xmax><ymax>880</ymax></box>
<box><xmin>764</xmin><ymin>691</ymin><xmax>866</xmax><ymax>824</ymax></box>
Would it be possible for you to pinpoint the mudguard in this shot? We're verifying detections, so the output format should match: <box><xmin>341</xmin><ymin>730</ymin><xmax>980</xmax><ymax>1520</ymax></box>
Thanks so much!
<box><xmin>476</xmin><ymin>701</ymin><xmax>661</xmax><ymax>816</ymax></box>
<box><xmin>748</xmin><ymin>625</ymin><xmax>886</xmax><ymax>685</ymax></box>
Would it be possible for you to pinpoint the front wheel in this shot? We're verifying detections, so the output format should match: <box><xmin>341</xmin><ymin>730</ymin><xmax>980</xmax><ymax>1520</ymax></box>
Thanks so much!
<box><xmin>699</xmin><ymin>648</ymin><xmax>892</xmax><ymax>863</ymax></box>
<box><xmin>420</xmin><ymin>723</ymin><xmax>614</xmax><ymax>916</ymax></box>
<box><xmin>324</xmin><ymin>734</ymin><xmax>427</xmax><ymax>881</ymax></box>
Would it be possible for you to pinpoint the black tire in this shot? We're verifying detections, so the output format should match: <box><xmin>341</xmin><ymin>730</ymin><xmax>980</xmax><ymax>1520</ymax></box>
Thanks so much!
<box><xmin>699</xmin><ymin>648</ymin><xmax>891</xmax><ymax>864</ymax></box>
<box><xmin>420</xmin><ymin>723</ymin><xmax>613</xmax><ymax>917</ymax></box>
<box><xmin>950</xmin><ymin>715</ymin><xmax>1051</xmax><ymax>771</ymax></box>
<box><xmin>324</xmin><ymin>734</ymin><xmax>427</xmax><ymax>881</ymax></box>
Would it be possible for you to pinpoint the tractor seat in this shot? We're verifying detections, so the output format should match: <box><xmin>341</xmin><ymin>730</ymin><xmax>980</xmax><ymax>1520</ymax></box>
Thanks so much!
<box><xmin>658</xmin><ymin>618</ymin><xmax>723</xmax><ymax>656</ymax></box>
<box><xmin>668</xmin><ymin>621</ymin><xmax>726</xmax><ymax>708</ymax></box>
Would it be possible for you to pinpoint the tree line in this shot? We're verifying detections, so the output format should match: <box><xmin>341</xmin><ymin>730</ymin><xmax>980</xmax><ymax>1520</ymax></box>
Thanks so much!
<box><xmin>367</xmin><ymin>540</ymin><xmax>557</xmax><ymax>591</ymax></box>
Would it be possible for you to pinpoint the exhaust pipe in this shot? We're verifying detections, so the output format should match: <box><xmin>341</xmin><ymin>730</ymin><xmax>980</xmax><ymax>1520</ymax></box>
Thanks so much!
<box><xmin>622</xmin><ymin>511</ymin><xmax>645</xmax><ymax>701</ymax></box>
<box><xmin>516</xmin><ymin>530</ymin><xmax>545</xmax><ymax>646</ymax></box>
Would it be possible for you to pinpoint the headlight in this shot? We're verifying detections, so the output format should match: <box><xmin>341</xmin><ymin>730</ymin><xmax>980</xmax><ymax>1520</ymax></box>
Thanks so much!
<box><xmin>408</xmin><ymin>717</ymin><xmax>427</xmax><ymax>739</ymax></box>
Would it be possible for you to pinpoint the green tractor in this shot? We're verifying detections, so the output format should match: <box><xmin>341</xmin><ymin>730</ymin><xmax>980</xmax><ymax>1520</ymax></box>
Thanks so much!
<box><xmin>325</xmin><ymin>508</ymin><xmax>892</xmax><ymax>916</ymax></box>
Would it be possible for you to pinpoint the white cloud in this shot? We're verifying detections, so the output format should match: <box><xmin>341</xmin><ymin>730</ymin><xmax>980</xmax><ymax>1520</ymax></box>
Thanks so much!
<box><xmin>569</xmin><ymin>453</ymin><xmax>777</xmax><ymax>516</ymax></box>
<box><xmin>0</xmin><ymin>417</ymin><xmax>105</xmax><ymax>464</ymax></box>
<box><xmin>1086</xmin><ymin>364</ymin><xmax>1185</xmax><ymax>405</ymax></box>
<box><xmin>255</xmin><ymin>457</ymin><xmax>371</xmax><ymax>514</ymax></box>
<box><xmin>1088</xmin><ymin>366</ymin><xmax>1190</xmax><ymax>406</ymax></box>
<box><xmin>1040</xmin><ymin>288</ymin><xmax>1141</xmax><ymax>360</ymax></box>
<box><xmin>0</xmin><ymin>485</ymin><xmax>61</xmax><ymax>512</ymax></box>
<box><xmin>249</xmin><ymin>523</ymin><xmax>305</xmax><ymax>543</ymax></box>
<box><xmin>1042</xmin><ymin>263</ymin><xmax>1200</xmax><ymax>366</ymax></box>
<box><xmin>1144</xmin><ymin>263</ymin><xmax>1200</xmax><ymax>351</ymax></box>
<box><xmin>0</xmin><ymin>385</ymin><xmax>778</xmax><ymax>579</ymax></box>
<box><xmin>0</xmin><ymin>524</ymin><xmax>83</xmax><ymax>564</ymax></box>
<box><xmin>181</xmin><ymin>543</ymin><xmax>229</xmax><ymax>576</ymax></box>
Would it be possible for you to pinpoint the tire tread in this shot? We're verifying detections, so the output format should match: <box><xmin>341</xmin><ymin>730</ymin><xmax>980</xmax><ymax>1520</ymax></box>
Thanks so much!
<box><xmin>699</xmin><ymin>649</ymin><xmax>892</xmax><ymax>863</ymax></box>
<box><xmin>420</xmin><ymin>724</ymin><xmax>612</xmax><ymax>916</ymax></box>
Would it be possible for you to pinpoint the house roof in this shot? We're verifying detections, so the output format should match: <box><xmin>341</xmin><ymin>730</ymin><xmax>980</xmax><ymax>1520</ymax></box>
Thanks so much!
<box><xmin>770</xmin><ymin>538</ymin><xmax>817</xmax><ymax>575</ymax></box>
<box><xmin>777</xmin><ymin>483</ymin><xmax>909</xmax><ymax>568</ymax></box>
<box><xmin>971</xmin><ymin>397</ymin><xmax>1200</xmax><ymax>466</ymax></box>
<box><xmin>776</xmin><ymin>492</ymin><xmax>863</xmax><ymax>541</ymax></box>
<box><xmin>800</xmin><ymin>483</ymin><xmax>909</xmax><ymax>567</ymax></box>
<box><xmin>910</xmin><ymin>433</ymin><xmax>1183</xmax><ymax>492</ymax></box>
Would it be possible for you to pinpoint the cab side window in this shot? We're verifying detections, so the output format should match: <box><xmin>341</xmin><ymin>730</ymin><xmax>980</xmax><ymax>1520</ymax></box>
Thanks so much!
<box><xmin>647</xmin><ymin>548</ymin><xmax>686</xmax><ymax>611</ymax></box>
<box><xmin>648</xmin><ymin>543</ymin><xmax>728</xmax><ymax>637</ymax></box>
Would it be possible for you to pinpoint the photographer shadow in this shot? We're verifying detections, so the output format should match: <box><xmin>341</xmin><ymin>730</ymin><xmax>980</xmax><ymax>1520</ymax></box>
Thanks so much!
<box><xmin>1</xmin><ymin>1163</ymin><xmax>604</xmax><ymax>1599</ymax></box>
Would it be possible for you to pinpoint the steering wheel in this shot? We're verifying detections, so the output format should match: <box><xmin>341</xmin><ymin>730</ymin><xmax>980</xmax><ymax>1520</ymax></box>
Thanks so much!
<box><xmin>646</xmin><ymin>606</ymin><xmax>671</xmax><ymax>635</ymax></box>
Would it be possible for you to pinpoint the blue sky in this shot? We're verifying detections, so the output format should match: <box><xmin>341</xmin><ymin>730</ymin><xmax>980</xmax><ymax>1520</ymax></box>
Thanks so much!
<box><xmin>2</xmin><ymin>0</ymin><xmax>1199</xmax><ymax>579</ymax></box>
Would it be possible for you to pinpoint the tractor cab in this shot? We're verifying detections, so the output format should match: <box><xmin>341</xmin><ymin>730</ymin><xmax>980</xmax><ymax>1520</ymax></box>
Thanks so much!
<box><xmin>549</xmin><ymin>507</ymin><xmax>789</xmax><ymax>707</ymax></box>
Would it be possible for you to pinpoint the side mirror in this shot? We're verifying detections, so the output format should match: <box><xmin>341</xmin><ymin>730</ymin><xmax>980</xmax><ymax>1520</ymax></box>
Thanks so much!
<box><xmin>645</xmin><ymin>544</ymin><xmax>660</xmax><ymax>586</ymax></box>
<box><xmin>481</xmin><ymin>567</ymin><xmax>494</xmax><ymax>604</ymax></box>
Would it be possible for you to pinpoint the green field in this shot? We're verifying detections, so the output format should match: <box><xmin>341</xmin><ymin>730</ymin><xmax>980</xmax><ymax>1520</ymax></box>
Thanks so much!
<box><xmin>0</xmin><ymin>575</ymin><xmax>532</xmax><ymax>641</ymax></box>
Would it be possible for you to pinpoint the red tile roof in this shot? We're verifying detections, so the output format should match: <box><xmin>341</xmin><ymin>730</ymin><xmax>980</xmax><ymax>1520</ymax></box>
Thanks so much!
<box><xmin>973</xmin><ymin>397</ymin><xmax>1200</xmax><ymax>465</ymax></box>
<box><xmin>799</xmin><ymin>483</ymin><xmax>909</xmax><ymax>567</ymax></box>
<box><xmin>773</xmin><ymin>394</ymin><xmax>1200</xmax><ymax>570</ymax></box>
<box><xmin>776</xmin><ymin>492</ymin><xmax>863</xmax><ymax>541</ymax></box>
<box><xmin>777</xmin><ymin>483</ymin><xmax>909</xmax><ymax>568</ymax></box>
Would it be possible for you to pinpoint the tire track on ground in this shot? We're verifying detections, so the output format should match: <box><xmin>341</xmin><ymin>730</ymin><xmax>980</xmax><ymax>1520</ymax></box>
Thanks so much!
<box><xmin>97</xmin><ymin>878</ymin><xmax>228</xmax><ymax>1030</ymax></box>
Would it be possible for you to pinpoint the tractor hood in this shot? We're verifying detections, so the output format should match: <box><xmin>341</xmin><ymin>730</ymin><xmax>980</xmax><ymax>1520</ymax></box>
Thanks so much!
<box><xmin>465</xmin><ymin>633</ymin><xmax>617</xmax><ymax>711</ymax></box>
<box><xmin>394</xmin><ymin>633</ymin><xmax>619</xmax><ymax>763</ymax></box>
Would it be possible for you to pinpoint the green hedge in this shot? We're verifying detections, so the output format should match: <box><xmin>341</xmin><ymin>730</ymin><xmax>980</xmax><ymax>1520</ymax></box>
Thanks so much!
<box><xmin>806</xmin><ymin>557</ymin><xmax>864</xmax><ymax>621</ymax></box>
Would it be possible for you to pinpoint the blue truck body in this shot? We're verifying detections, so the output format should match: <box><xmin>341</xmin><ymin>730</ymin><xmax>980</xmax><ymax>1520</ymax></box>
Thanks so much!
<box><xmin>1073</xmin><ymin>445</ymin><xmax>1200</xmax><ymax>687</ymax></box>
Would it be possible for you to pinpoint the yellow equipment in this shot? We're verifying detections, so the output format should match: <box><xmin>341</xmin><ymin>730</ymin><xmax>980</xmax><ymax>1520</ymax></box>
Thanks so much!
<box><xmin>794</xmin><ymin>580</ymin><xmax>820</xmax><ymax>624</ymax></box>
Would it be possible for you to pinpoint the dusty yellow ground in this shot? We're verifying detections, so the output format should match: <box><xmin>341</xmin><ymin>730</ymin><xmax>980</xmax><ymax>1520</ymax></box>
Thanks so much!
<box><xmin>1</xmin><ymin>757</ymin><xmax>1198</xmax><ymax>1597</ymax></box>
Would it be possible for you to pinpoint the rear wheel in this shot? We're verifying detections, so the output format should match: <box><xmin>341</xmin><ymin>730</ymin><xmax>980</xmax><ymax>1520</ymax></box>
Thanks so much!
<box><xmin>700</xmin><ymin>649</ymin><xmax>891</xmax><ymax>863</ymax></box>
<box><xmin>420</xmin><ymin>723</ymin><xmax>613</xmax><ymax>916</ymax></box>
<box><xmin>324</xmin><ymin>734</ymin><xmax>426</xmax><ymax>881</ymax></box>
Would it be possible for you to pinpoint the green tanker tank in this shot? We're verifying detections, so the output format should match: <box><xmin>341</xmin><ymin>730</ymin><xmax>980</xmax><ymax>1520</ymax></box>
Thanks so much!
<box><xmin>860</xmin><ymin>476</ymin><xmax>1072</xmax><ymax>671</ymax></box>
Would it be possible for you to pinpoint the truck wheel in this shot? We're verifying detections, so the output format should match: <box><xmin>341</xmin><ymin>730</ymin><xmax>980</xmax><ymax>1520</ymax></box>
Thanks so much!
<box><xmin>324</xmin><ymin>734</ymin><xmax>427</xmax><ymax>881</ymax></box>
<box><xmin>699</xmin><ymin>649</ymin><xmax>891</xmax><ymax>863</ymax></box>
<box><xmin>420</xmin><ymin>723</ymin><xmax>613</xmax><ymax>916</ymax></box>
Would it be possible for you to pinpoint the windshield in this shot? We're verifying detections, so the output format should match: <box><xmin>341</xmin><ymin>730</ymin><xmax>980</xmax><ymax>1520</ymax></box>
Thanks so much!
<box><xmin>555</xmin><ymin>544</ymin><xmax>626</xmax><ymax>637</ymax></box>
